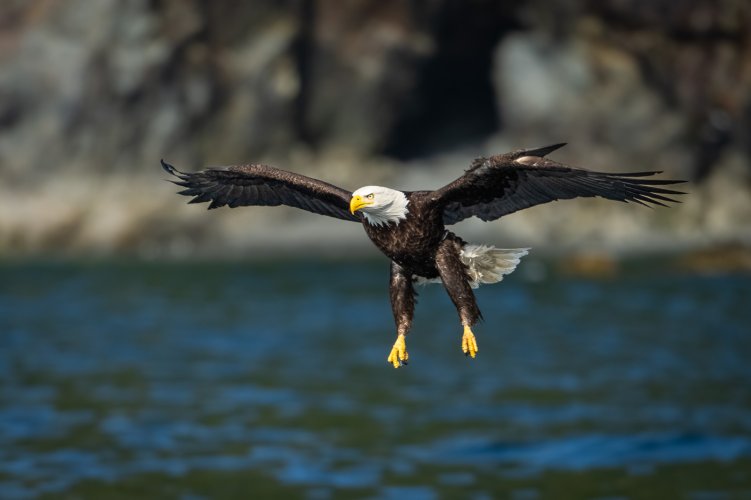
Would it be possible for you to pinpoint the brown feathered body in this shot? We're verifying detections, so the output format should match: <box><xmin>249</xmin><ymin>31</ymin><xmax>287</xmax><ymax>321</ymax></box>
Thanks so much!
<box><xmin>361</xmin><ymin>191</ymin><xmax>483</xmax><ymax>334</ymax></box>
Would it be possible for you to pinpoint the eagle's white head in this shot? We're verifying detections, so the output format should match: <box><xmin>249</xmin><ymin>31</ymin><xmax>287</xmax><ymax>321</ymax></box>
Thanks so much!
<box><xmin>349</xmin><ymin>186</ymin><xmax>409</xmax><ymax>227</ymax></box>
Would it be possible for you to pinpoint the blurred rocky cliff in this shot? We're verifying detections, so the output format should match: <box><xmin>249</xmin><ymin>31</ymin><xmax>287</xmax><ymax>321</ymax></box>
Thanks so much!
<box><xmin>1</xmin><ymin>0</ymin><xmax>750</xmax><ymax>258</ymax></box>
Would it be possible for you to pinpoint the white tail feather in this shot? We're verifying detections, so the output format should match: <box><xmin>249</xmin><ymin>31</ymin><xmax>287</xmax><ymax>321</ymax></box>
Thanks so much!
<box><xmin>416</xmin><ymin>245</ymin><xmax>529</xmax><ymax>288</ymax></box>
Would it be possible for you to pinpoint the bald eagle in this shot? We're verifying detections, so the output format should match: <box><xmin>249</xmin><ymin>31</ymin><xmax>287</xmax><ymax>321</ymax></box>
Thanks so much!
<box><xmin>161</xmin><ymin>143</ymin><xmax>684</xmax><ymax>368</ymax></box>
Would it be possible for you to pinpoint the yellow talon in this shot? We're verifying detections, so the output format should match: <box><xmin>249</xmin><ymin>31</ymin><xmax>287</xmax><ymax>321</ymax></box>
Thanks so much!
<box><xmin>462</xmin><ymin>325</ymin><xmax>479</xmax><ymax>358</ymax></box>
<box><xmin>387</xmin><ymin>334</ymin><xmax>408</xmax><ymax>368</ymax></box>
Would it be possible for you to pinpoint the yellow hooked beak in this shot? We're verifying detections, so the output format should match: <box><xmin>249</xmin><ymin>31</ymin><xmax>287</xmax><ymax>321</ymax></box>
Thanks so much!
<box><xmin>350</xmin><ymin>195</ymin><xmax>373</xmax><ymax>214</ymax></box>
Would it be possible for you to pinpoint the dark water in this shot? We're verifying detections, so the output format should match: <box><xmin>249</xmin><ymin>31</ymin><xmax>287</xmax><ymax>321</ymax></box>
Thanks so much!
<box><xmin>1</xmin><ymin>258</ymin><xmax>750</xmax><ymax>499</ymax></box>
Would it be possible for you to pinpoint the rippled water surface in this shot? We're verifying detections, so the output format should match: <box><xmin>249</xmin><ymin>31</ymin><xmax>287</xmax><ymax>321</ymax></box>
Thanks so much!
<box><xmin>1</xmin><ymin>258</ymin><xmax>750</xmax><ymax>499</ymax></box>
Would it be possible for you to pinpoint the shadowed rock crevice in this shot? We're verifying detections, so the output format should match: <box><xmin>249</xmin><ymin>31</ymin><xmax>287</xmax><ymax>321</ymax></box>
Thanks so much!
<box><xmin>383</xmin><ymin>2</ymin><xmax>519</xmax><ymax>160</ymax></box>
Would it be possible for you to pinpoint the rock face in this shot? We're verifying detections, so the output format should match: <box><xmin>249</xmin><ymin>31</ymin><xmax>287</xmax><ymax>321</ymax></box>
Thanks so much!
<box><xmin>0</xmin><ymin>0</ymin><xmax>305</xmax><ymax>178</ymax></box>
<box><xmin>493</xmin><ymin>0</ymin><xmax>751</xmax><ymax>182</ymax></box>
<box><xmin>0</xmin><ymin>0</ymin><xmax>749</xmax><ymax>255</ymax></box>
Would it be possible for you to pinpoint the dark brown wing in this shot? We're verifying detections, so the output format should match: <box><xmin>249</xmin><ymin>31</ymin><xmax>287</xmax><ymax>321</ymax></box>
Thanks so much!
<box><xmin>432</xmin><ymin>146</ymin><xmax>686</xmax><ymax>225</ymax></box>
<box><xmin>161</xmin><ymin>160</ymin><xmax>359</xmax><ymax>222</ymax></box>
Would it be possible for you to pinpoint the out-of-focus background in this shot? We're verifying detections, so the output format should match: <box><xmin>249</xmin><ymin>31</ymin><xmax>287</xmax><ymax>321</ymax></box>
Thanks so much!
<box><xmin>2</xmin><ymin>2</ymin><xmax>751</xmax><ymax>500</ymax></box>
<box><xmin>1</xmin><ymin>0</ymin><xmax>750</xmax><ymax>258</ymax></box>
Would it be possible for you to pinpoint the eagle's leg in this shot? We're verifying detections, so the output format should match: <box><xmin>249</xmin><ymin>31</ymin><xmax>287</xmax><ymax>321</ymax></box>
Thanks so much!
<box><xmin>387</xmin><ymin>261</ymin><xmax>415</xmax><ymax>368</ymax></box>
<box><xmin>436</xmin><ymin>239</ymin><xmax>482</xmax><ymax>358</ymax></box>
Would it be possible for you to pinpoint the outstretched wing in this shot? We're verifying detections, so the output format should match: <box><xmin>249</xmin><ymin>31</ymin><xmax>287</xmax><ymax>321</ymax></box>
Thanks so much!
<box><xmin>161</xmin><ymin>160</ymin><xmax>359</xmax><ymax>222</ymax></box>
<box><xmin>432</xmin><ymin>144</ymin><xmax>686</xmax><ymax>225</ymax></box>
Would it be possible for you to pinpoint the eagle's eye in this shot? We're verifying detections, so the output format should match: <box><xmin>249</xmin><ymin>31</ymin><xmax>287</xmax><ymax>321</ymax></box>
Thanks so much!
<box><xmin>366</xmin><ymin>193</ymin><xmax>375</xmax><ymax>200</ymax></box>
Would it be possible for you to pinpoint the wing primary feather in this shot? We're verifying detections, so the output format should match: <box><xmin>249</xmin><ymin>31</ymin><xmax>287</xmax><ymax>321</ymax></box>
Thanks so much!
<box><xmin>624</xmin><ymin>186</ymin><xmax>681</xmax><ymax>205</ymax></box>
<box><xmin>628</xmin><ymin>185</ymin><xmax>687</xmax><ymax>195</ymax></box>
<box><xmin>627</xmin><ymin>184</ymin><xmax>684</xmax><ymax>199</ymax></box>
<box><xmin>641</xmin><ymin>195</ymin><xmax>670</xmax><ymax>207</ymax></box>
<box><xmin>622</xmin><ymin>183</ymin><xmax>686</xmax><ymax>195</ymax></box>
<box><xmin>614</xmin><ymin>175</ymin><xmax>686</xmax><ymax>186</ymax></box>
<box><xmin>609</xmin><ymin>170</ymin><xmax>663</xmax><ymax>177</ymax></box>
<box><xmin>161</xmin><ymin>159</ymin><xmax>182</xmax><ymax>177</ymax></box>
<box><xmin>628</xmin><ymin>197</ymin><xmax>652</xmax><ymax>207</ymax></box>
<box><xmin>188</xmin><ymin>193</ymin><xmax>213</xmax><ymax>204</ymax></box>
<box><xmin>521</xmin><ymin>143</ymin><xmax>568</xmax><ymax>157</ymax></box>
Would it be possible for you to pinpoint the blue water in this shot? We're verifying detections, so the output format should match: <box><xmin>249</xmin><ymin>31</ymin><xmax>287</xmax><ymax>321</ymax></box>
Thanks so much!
<box><xmin>1</xmin><ymin>258</ymin><xmax>750</xmax><ymax>498</ymax></box>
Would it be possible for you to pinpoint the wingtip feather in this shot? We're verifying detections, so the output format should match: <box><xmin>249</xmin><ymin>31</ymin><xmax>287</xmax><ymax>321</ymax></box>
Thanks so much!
<box><xmin>522</xmin><ymin>142</ymin><xmax>568</xmax><ymax>157</ymax></box>
<box><xmin>161</xmin><ymin>158</ymin><xmax>178</xmax><ymax>175</ymax></box>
